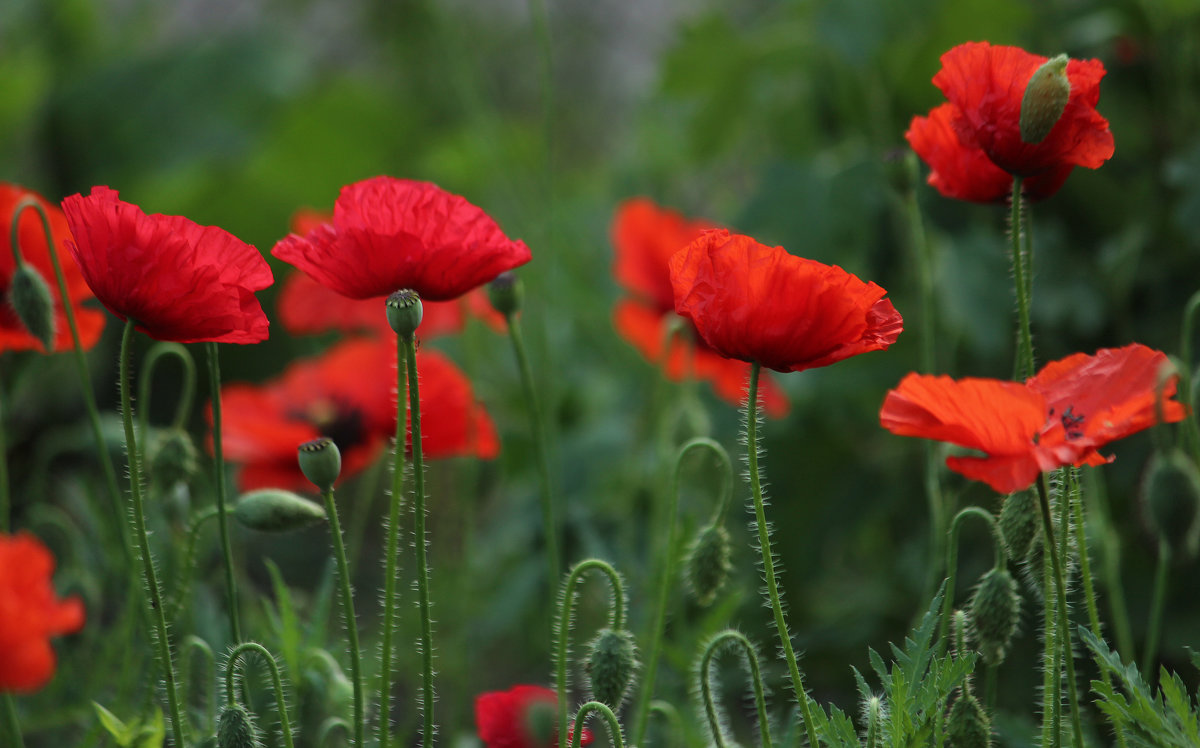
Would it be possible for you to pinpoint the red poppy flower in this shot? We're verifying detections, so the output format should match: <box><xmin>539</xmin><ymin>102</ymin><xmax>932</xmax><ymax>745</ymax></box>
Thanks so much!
<box><xmin>669</xmin><ymin>230</ymin><xmax>903</xmax><ymax>374</ymax></box>
<box><xmin>272</xmin><ymin>177</ymin><xmax>532</xmax><ymax>301</ymax></box>
<box><xmin>218</xmin><ymin>338</ymin><xmax>497</xmax><ymax>491</ymax></box>
<box><xmin>879</xmin><ymin>344</ymin><xmax>1187</xmax><ymax>494</ymax></box>
<box><xmin>613</xmin><ymin>197</ymin><xmax>719</xmax><ymax>313</ymax></box>
<box><xmin>475</xmin><ymin>685</ymin><xmax>592</xmax><ymax>748</ymax></box>
<box><xmin>0</xmin><ymin>532</ymin><xmax>85</xmax><ymax>693</ymax></box>
<box><xmin>61</xmin><ymin>186</ymin><xmax>272</xmax><ymax>344</ymax></box>
<box><xmin>1</xmin><ymin>184</ymin><xmax>105</xmax><ymax>352</ymax></box>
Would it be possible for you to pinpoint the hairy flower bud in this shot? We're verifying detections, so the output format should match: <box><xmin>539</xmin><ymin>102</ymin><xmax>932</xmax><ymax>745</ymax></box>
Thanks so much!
<box><xmin>149</xmin><ymin>428</ymin><xmax>200</xmax><ymax>489</ymax></box>
<box><xmin>298</xmin><ymin>437</ymin><xmax>341</xmax><ymax>492</ymax></box>
<box><xmin>487</xmin><ymin>271</ymin><xmax>523</xmax><ymax>317</ymax></box>
<box><xmin>234</xmin><ymin>489</ymin><xmax>327</xmax><ymax>532</ymax></box>
<box><xmin>969</xmin><ymin>568</ymin><xmax>1021</xmax><ymax>666</ymax></box>
<box><xmin>1141</xmin><ymin>450</ymin><xmax>1200</xmax><ymax>559</ymax></box>
<box><xmin>946</xmin><ymin>692</ymin><xmax>991</xmax><ymax>748</ymax></box>
<box><xmin>386</xmin><ymin>288</ymin><xmax>423</xmax><ymax>339</ymax></box>
<box><xmin>685</xmin><ymin>523</ymin><xmax>732</xmax><ymax>607</ymax></box>
<box><xmin>10</xmin><ymin>263</ymin><xmax>56</xmax><ymax>352</ymax></box>
<box><xmin>585</xmin><ymin>628</ymin><xmax>639</xmax><ymax>709</ymax></box>
<box><xmin>217</xmin><ymin>703</ymin><xmax>261</xmax><ymax>748</ymax></box>
<box><xmin>998</xmin><ymin>490</ymin><xmax>1039</xmax><ymax>562</ymax></box>
<box><xmin>1020</xmin><ymin>54</ymin><xmax>1070</xmax><ymax>144</ymax></box>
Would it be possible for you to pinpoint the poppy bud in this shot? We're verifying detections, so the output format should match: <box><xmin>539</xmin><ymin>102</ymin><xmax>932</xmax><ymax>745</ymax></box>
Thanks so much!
<box><xmin>487</xmin><ymin>271</ymin><xmax>523</xmax><ymax>317</ymax></box>
<box><xmin>298</xmin><ymin>437</ymin><xmax>341</xmax><ymax>492</ymax></box>
<box><xmin>998</xmin><ymin>490</ymin><xmax>1039</xmax><ymax>562</ymax></box>
<box><xmin>1020</xmin><ymin>54</ymin><xmax>1070</xmax><ymax>144</ymax></box>
<box><xmin>969</xmin><ymin>567</ymin><xmax>1020</xmax><ymax>666</ymax></box>
<box><xmin>945</xmin><ymin>692</ymin><xmax>990</xmax><ymax>748</ymax></box>
<box><xmin>386</xmin><ymin>289</ymin><xmax>423</xmax><ymax>340</ymax></box>
<box><xmin>149</xmin><ymin>428</ymin><xmax>200</xmax><ymax>489</ymax></box>
<box><xmin>1141</xmin><ymin>450</ymin><xmax>1200</xmax><ymax>559</ymax></box>
<box><xmin>685</xmin><ymin>523</ymin><xmax>732</xmax><ymax>607</ymax></box>
<box><xmin>9</xmin><ymin>262</ymin><xmax>56</xmax><ymax>352</ymax></box>
<box><xmin>234</xmin><ymin>489</ymin><xmax>327</xmax><ymax>532</ymax></box>
<box><xmin>523</xmin><ymin>697</ymin><xmax>557</xmax><ymax>747</ymax></box>
<box><xmin>585</xmin><ymin>627</ymin><xmax>639</xmax><ymax>709</ymax></box>
<box><xmin>217</xmin><ymin>703</ymin><xmax>262</xmax><ymax>748</ymax></box>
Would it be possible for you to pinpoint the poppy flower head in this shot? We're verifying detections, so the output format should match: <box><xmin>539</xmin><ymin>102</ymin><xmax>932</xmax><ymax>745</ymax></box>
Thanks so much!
<box><xmin>0</xmin><ymin>532</ymin><xmax>85</xmax><ymax>693</ymax></box>
<box><xmin>669</xmin><ymin>229</ymin><xmax>903</xmax><ymax>374</ymax></box>
<box><xmin>475</xmin><ymin>685</ymin><xmax>592</xmax><ymax>748</ymax></box>
<box><xmin>61</xmin><ymin>186</ymin><xmax>272</xmax><ymax>344</ymax></box>
<box><xmin>612</xmin><ymin>197</ymin><xmax>718</xmax><ymax>311</ymax></box>
<box><xmin>1</xmin><ymin>184</ymin><xmax>105</xmax><ymax>352</ymax></box>
<box><xmin>272</xmin><ymin>177</ymin><xmax>532</xmax><ymax>301</ymax></box>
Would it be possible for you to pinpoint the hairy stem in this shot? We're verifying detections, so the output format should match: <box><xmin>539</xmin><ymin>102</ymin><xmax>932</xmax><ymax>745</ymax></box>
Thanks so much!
<box><xmin>206</xmin><ymin>342</ymin><xmax>241</xmax><ymax>645</ymax></box>
<box><xmin>224</xmin><ymin>642</ymin><xmax>296</xmax><ymax>748</ymax></box>
<box><xmin>698</xmin><ymin>631</ymin><xmax>772</xmax><ymax>748</ymax></box>
<box><xmin>378</xmin><ymin>338</ymin><xmax>408</xmax><ymax>748</ymax></box>
<box><xmin>321</xmin><ymin>485</ymin><xmax>363</xmax><ymax>747</ymax></box>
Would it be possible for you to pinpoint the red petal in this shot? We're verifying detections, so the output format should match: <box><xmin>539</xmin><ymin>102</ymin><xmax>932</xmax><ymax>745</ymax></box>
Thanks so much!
<box><xmin>611</xmin><ymin>198</ymin><xmax>718</xmax><ymax>311</ymax></box>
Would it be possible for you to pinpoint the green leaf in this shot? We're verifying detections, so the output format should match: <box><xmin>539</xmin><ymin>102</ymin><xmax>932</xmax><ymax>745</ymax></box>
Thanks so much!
<box><xmin>93</xmin><ymin>702</ymin><xmax>132</xmax><ymax>746</ymax></box>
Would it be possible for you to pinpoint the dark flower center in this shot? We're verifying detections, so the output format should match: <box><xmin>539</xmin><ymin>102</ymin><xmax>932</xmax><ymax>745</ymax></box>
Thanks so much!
<box><xmin>297</xmin><ymin>398</ymin><xmax>367</xmax><ymax>452</ymax></box>
<box><xmin>1048</xmin><ymin>405</ymin><xmax>1086</xmax><ymax>440</ymax></box>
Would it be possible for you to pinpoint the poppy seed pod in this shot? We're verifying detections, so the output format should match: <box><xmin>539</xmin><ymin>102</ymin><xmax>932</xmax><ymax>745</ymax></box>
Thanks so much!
<box><xmin>998</xmin><ymin>490</ymin><xmax>1039</xmax><ymax>562</ymax></box>
<box><xmin>969</xmin><ymin>568</ymin><xmax>1021</xmax><ymax>666</ymax></box>
<box><xmin>9</xmin><ymin>263</ymin><xmax>56</xmax><ymax>352</ymax></box>
<box><xmin>149</xmin><ymin>428</ymin><xmax>200</xmax><ymax>489</ymax></box>
<box><xmin>217</xmin><ymin>703</ymin><xmax>261</xmax><ymax>748</ymax></box>
<box><xmin>585</xmin><ymin>627</ymin><xmax>639</xmax><ymax>709</ymax></box>
<box><xmin>685</xmin><ymin>523</ymin><xmax>732</xmax><ymax>607</ymax></box>
<box><xmin>945</xmin><ymin>693</ymin><xmax>990</xmax><ymax>748</ymax></box>
<box><xmin>298</xmin><ymin>437</ymin><xmax>341</xmax><ymax>492</ymax></box>
<box><xmin>234</xmin><ymin>489</ymin><xmax>327</xmax><ymax>532</ymax></box>
<box><xmin>1020</xmin><ymin>54</ymin><xmax>1071</xmax><ymax>144</ymax></box>
<box><xmin>487</xmin><ymin>271</ymin><xmax>523</xmax><ymax>317</ymax></box>
<box><xmin>1141</xmin><ymin>450</ymin><xmax>1200</xmax><ymax>559</ymax></box>
<box><xmin>386</xmin><ymin>289</ymin><xmax>423</xmax><ymax>339</ymax></box>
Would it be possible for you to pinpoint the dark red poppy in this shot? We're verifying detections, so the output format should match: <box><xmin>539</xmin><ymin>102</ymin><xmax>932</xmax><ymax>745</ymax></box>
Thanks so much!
<box><xmin>0</xmin><ymin>532</ymin><xmax>85</xmax><ymax>693</ymax></box>
<box><xmin>272</xmin><ymin>177</ymin><xmax>531</xmax><ymax>301</ymax></box>
<box><xmin>61</xmin><ymin>186</ymin><xmax>272</xmax><ymax>344</ymax></box>
<box><xmin>475</xmin><ymin>685</ymin><xmax>592</xmax><ymax>748</ymax></box>
<box><xmin>218</xmin><ymin>338</ymin><xmax>497</xmax><ymax>491</ymax></box>
<box><xmin>879</xmin><ymin>344</ymin><xmax>1187</xmax><ymax>494</ymax></box>
<box><xmin>669</xmin><ymin>229</ymin><xmax>903</xmax><ymax>374</ymax></box>
<box><xmin>1</xmin><ymin>184</ymin><xmax>105</xmax><ymax>352</ymax></box>
<box><xmin>611</xmin><ymin>199</ymin><xmax>791</xmax><ymax>415</ymax></box>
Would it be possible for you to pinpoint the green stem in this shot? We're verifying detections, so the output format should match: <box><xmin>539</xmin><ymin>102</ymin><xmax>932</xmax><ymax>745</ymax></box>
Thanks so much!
<box><xmin>321</xmin><ymin>485</ymin><xmax>363</xmax><ymax>747</ymax></box>
<box><xmin>1141</xmin><ymin>540</ymin><xmax>1171</xmax><ymax>681</ymax></box>
<box><xmin>1178</xmin><ymin>291</ymin><xmax>1200</xmax><ymax>462</ymax></box>
<box><xmin>505</xmin><ymin>313</ymin><xmax>561</xmax><ymax>600</ymax></box>
<box><xmin>1037</xmin><ymin>474</ymin><xmax>1084</xmax><ymax>748</ymax></box>
<box><xmin>938</xmin><ymin>507</ymin><xmax>1006</xmax><ymax>657</ymax></box>
<box><xmin>138</xmin><ymin>343</ymin><xmax>197</xmax><ymax>440</ymax></box>
<box><xmin>554</xmin><ymin>559</ymin><xmax>626</xmax><ymax>748</ymax></box>
<box><xmin>378</xmin><ymin>338</ymin><xmax>408</xmax><ymax>748</ymax></box>
<box><xmin>570</xmin><ymin>702</ymin><xmax>625</xmax><ymax>748</ymax></box>
<box><xmin>1040</xmin><ymin>531</ymin><xmax>1059</xmax><ymax>748</ymax></box>
<box><xmin>1009</xmin><ymin>177</ymin><xmax>1035</xmax><ymax>381</ymax></box>
<box><xmin>170</xmin><ymin>507</ymin><xmax>219</xmax><ymax>627</ymax></box>
<box><xmin>744</xmin><ymin>363</ymin><xmax>819</xmax><ymax>748</ymax></box>
<box><xmin>319</xmin><ymin>718</ymin><xmax>352</xmax><ymax>748</ymax></box>
<box><xmin>403</xmin><ymin>335</ymin><xmax>436</xmax><ymax>748</ymax></box>
<box><xmin>2</xmin><ymin>694</ymin><xmax>23</xmax><ymax>748</ymax></box>
<box><xmin>119</xmin><ymin>320</ymin><xmax>187</xmax><ymax>748</ymax></box>
<box><xmin>647</xmin><ymin>701</ymin><xmax>681</xmax><ymax>748</ymax></box>
<box><xmin>698</xmin><ymin>631</ymin><xmax>772</xmax><ymax>748</ymax></box>
<box><xmin>633</xmin><ymin>437</ymin><xmax>732</xmax><ymax>746</ymax></box>
<box><xmin>206</xmin><ymin>342</ymin><xmax>241</xmax><ymax>645</ymax></box>
<box><xmin>347</xmin><ymin>453</ymin><xmax>384</xmax><ymax>576</ymax></box>
<box><xmin>181</xmin><ymin>635</ymin><xmax>217</xmax><ymax>735</ymax></box>
<box><xmin>224</xmin><ymin>642</ymin><xmax>296</xmax><ymax>748</ymax></box>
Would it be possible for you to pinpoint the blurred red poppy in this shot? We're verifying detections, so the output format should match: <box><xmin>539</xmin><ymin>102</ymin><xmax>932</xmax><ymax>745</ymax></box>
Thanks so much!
<box><xmin>272</xmin><ymin>177</ymin><xmax>531</xmax><ymax>301</ymax></box>
<box><xmin>0</xmin><ymin>184</ymin><xmax>105</xmax><ymax>352</ymax></box>
<box><xmin>218</xmin><ymin>338</ymin><xmax>497</xmax><ymax>491</ymax></box>
<box><xmin>880</xmin><ymin>344</ymin><xmax>1186</xmax><ymax>494</ymax></box>
<box><xmin>61</xmin><ymin>186</ymin><xmax>271</xmax><ymax>344</ymax></box>
<box><xmin>0</xmin><ymin>532</ymin><xmax>85</xmax><ymax>693</ymax></box>
<box><xmin>475</xmin><ymin>685</ymin><xmax>592</xmax><ymax>748</ymax></box>
<box><xmin>611</xmin><ymin>199</ymin><xmax>790</xmax><ymax>416</ymax></box>
<box><xmin>669</xmin><ymin>229</ymin><xmax>902</xmax><ymax>374</ymax></box>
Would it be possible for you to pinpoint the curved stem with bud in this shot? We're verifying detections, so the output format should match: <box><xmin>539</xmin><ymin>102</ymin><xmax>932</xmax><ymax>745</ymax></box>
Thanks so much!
<box><xmin>138</xmin><ymin>342</ymin><xmax>197</xmax><ymax>441</ymax></box>
<box><xmin>698</xmin><ymin>630</ymin><xmax>772</xmax><ymax>748</ymax></box>
<box><xmin>570</xmin><ymin>702</ymin><xmax>625</xmax><ymax>748</ymax></box>
<box><xmin>938</xmin><ymin>506</ymin><xmax>1005</xmax><ymax>658</ymax></box>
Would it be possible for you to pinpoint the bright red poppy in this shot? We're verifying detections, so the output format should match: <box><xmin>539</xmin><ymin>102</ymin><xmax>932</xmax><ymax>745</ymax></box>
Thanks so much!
<box><xmin>0</xmin><ymin>532</ymin><xmax>85</xmax><ymax>693</ymax></box>
<box><xmin>475</xmin><ymin>685</ymin><xmax>592</xmax><ymax>748</ymax></box>
<box><xmin>669</xmin><ymin>229</ymin><xmax>902</xmax><ymax>374</ymax></box>
<box><xmin>218</xmin><ymin>338</ymin><xmax>498</xmax><ymax>491</ymax></box>
<box><xmin>611</xmin><ymin>199</ymin><xmax>790</xmax><ymax>416</ymax></box>
<box><xmin>1</xmin><ymin>184</ymin><xmax>105</xmax><ymax>352</ymax></box>
<box><xmin>908</xmin><ymin>42</ymin><xmax>1113</xmax><ymax>201</ymax></box>
<box><xmin>272</xmin><ymin>177</ymin><xmax>531</xmax><ymax>301</ymax></box>
<box><xmin>61</xmin><ymin>186</ymin><xmax>272</xmax><ymax>344</ymax></box>
<box><xmin>879</xmin><ymin>344</ymin><xmax>1187</xmax><ymax>494</ymax></box>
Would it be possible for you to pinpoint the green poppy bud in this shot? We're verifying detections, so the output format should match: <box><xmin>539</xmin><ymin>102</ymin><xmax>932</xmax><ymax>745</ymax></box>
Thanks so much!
<box><xmin>386</xmin><ymin>289</ymin><xmax>423</xmax><ymax>339</ymax></box>
<box><xmin>9</xmin><ymin>262</ymin><xmax>56</xmax><ymax>352</ymax></box>
<box><xmin>1020</xmin><ymin>54</ymin><xmax>1070</xmax><ymax>144</ymax></box>
<box><xmin>149</xmin><ymin>428</ymin><xmax>200</xmax><ymax>489</ymax></box>
<box><xmin>585</xmin><ymin>627</ymin><xmax>639</xmax><ymax>709</ymax></box>
<box><xmin>234</xmin><ymin>489</ymin><xmax>327</xmax><ymax>532</ymax></box>
<box><xmin>1142</xmin><ymin>450</ymin><xmax>1200</xmax><ymax>559</ymax></box>
<box><xmin>945</xmin><ymin>692</ymin><xmax>990</xmax><ymax>748</ymax></box>
<box><xmin>487</xmin><ymin>271</ymin><xmax>523</xmax><ymax>317</ymax></box>
<box><xmin>969</xmin><ymin>568</ymin><xmax>1021</xmax><ymax>666</ymax></box>
<box><xmin>998</xmin><ymin>490</ymin><xmax>1039</xmax><ymax>562</ymax></box>
<box><xmin>685</xmin><ymin>523</ymin><xmax>732</xmax><ymax>607</ymax></box>
<box><xmin>298</xmin><ymin>437</ymin><xmax>341</xmax><ymax>492</ymax></box>
<box><xmin>217</xmin><ymin>703</ymin><xmax>261</xmax><ymax>748</ymax></box>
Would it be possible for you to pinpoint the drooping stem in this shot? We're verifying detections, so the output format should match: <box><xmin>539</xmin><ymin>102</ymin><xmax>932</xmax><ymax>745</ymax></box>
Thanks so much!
<box><xmin>1009</xmin><ymin>177</ymin><xmax>1035</xmax><ymax>381</ymax></box>
<box><xmin>138</xmin><ymin>343</ymin><xmax>197</xmax><ymax>440</ymax></box>
<box><xmin>118</xmin><ymin>320</ymin><xmax>187</xmax><ymax>748</ymax></box>
<box><xmin>181</xmin><ymin>635</ymin><xmax>217</xmax><ymax>735</ymax></box>
<box><xmin>223</xmin><ymin>642</ymin><xmax>296</xmax><ymax>748</ymax></box>
<box><xmin>744</xmin><ymin>363</ymin><xmax>819</xmax><ymax>748</ymax></box>
<box><xmin>206</xmin><ymin>342</ymin><xmax>241</xmax><ymax>645</ymax></box>
<box><xmin>698</xmin><ymin>630</ymin><xmax>772</xmax><ymax>748</ymax></box>
<box><xmin>570</xmin><ymin>702</ymin><xmax>625</xmax><ymax>748</ymax></box>
<box><xmin>647</xmin><ymin>701</ymin><xmax>681</xmax><ymax>748</ymax></box>
<box><xmin>321</xmin><ymin>485</ymin><xmax>363</xmax><ymax>747</ymax></box>
<box><xmin>554</xmin><ymin>559</ymin><xmax>626</xmax><ymax>748</ymax></box>
<box><xmin>938</xmin><ymin>506</ymin><xmax>1006</xmax><ymax>657</ymax></box>
<box><xmin>403</xmin><ymin>335</ymin><xmax>436</xmax><ymax>748</ymax></box>
<box><xmin>632</xmin><ymin>437</ymin><xmax>732</xmax><ymax>746</ymax></box>
<box><xmin>1141</xmin><ymin>539</ymin><xmax>1171</xmax><ymax>680</ymax></box>
<box><xmin>378</xmin><ymin>337</ymin><xmax>408</xmax><ymax>748</ymax></box>
<box><xmin>1036</xmin><ymin>474</ymin><xmax>1084</xmax><ymax>748</ymax></box>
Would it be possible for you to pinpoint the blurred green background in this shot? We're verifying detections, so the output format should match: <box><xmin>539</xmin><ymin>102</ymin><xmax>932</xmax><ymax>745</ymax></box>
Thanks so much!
<box><xmin>4</xmin><ymin>0</ymin><xmax>1200</xmax><ymax>745</ymax></box>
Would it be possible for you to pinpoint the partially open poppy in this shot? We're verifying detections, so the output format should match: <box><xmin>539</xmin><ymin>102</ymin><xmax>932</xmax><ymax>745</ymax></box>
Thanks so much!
<box><xmin>272</xmin><ymin>177</ymin><xmax>531</xmax><ymax>301</ymax></box>
<box><xmin>669</xmin><ymin>229</ymin><xmax>902</xmax><ymax>374</ymax></box>
<box><xmin>880</xmin><ymin>344</ymin><xmax>1186</xmax><ymax>494</ymax></box>
<box><xmin>1</xmin><ymin>184</ymin><xmax>105</xmax><ymax>352</ymax></box>
<box><xmin>475</xmin><ymin>685</ymin><xmax>592</xmax><ymax>748</ymax></box>
<box><xmin>0</xmin><ymin>532</ymin><xmax>85</xmax><ymax>693</ymax></box>
<box><xmin>61</xmin><ymin>186</ymin><xmax>271</xmax><ymax>344</ymax></box>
